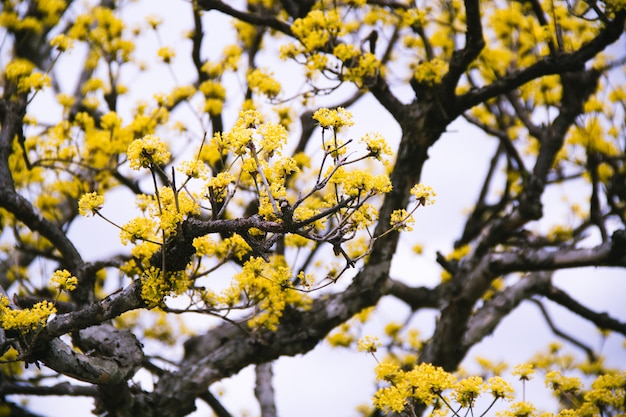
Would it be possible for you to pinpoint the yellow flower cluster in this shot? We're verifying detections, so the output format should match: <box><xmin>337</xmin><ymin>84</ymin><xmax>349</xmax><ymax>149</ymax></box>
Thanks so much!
<box><xmin>247</xmin><ymin>68</ymin><xmax>281</xmax><ymax>99</ymax></box>
<box><xmin>291</xmin><ymin>10</ymin><xmax>343</xmax><ymax>51</ymax></box>
<box><xmin>361</xmin><ymin>132</ymin><xmax>392</xmax><ymax>162</ymax></box>
<box><xmin>413</xmin><ymin>58</ymin><xmax>448</xmax><ymax>85</ymax></box>
<box><xmin>220</xmin><ymin>256</ymin><xmax>311</xmax><ymax>330</ymax></box>
<box><xmin>50</xmin><ymin>34</ymin><xmax>74</xmax><ymax>52</ymax></box>
<box><xmin>497</xmin><ymin>401</ymin><xmax>536</xmax><ymax>417</ymax></box>
<box><xmin>50</xmin><ymin>269</ymin><xmax>79</xmax><ymax>292</ymax></box>
<box><xmin>199</xmin><ymin>80</ymin><xmax>226</xmax><ymax>116</ymax></box>
<box><xmin>357</xmin><ymin>336</ymin><xmax>382</xmax><ymax>353</ymax></box>
<box><xmin>193</xmin><ymin>234</ymin><xmax>251</xmax><ymax>260</ymax></box>
<box><xmin>78</xmin><ymin>192</ymin><xmax>104</xmax><ymax>217</ymax></box>
<box><xmin>334</xmin><ymin>169</ymin><xmax>392</xmax><ymax>198</ymax></box>
<box><xmin>373</xmin><ymin>362</ymin><xmax>456</xmax><ymax>412</ymax></box>
<box><xmin>157</xmin><ymin>46</ymin><xmax>175</xmax><ymax>63</ymax></box>
<box><xmin>372</xmin><ymin>360</ymin><xmax>515</xmax><ymax>414</ymax></box>
<box><xmin>140</xmin><ymin>267</ymin><xmax>190</xmax><ymax>308</ymax></box>
<box><xmin>4</xmin><ymin>59</ymin><xmax>50</xmax><ymax>94</ymax></box>
<box><xmin>390</xmin><ymin>209</ymin><xmax>415</xmax><ymax>232</ymax></box>
<box><xmin>0</xmin><ymin>297</ymin><xmax>56</xmax><ymax>333</ymax></box>
<box><xmin>411</xmin><ymin>183</ymin><xmax>437</xmax><ymax>205</ymax></box>
<box><xmin>127</xmin><ymin>134</ymin><xmax>171</xmax><ymax>170</ymax></box>
<box><xmin>312</xmin><ymin>107</ymin><xmax>354</xmax><ymax>131</ymax></box>
<box><xmin>512</xmin><ymin>363</ymin><xmax>535</xmax><ymax>380</ymax></box>
<box><xmin>120</xmin><ymin>217</ymin><xmax>157</xmax><ymax>245</ymax></box>
<box><xmin>68</xmin><ymin>7</ymin><xmax>134</xmax><ymax>64</ymax></box>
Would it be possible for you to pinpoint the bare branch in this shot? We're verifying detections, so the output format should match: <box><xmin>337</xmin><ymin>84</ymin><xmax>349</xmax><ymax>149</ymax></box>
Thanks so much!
<box><xmin>528</xmin><ymin>298</ymin><xmax>597</xmax><ymax>362</ymax></box>
<box><xmin>538</xmin><ymin>285</ymin><xmax>626</xmax><ymax>336</ymax></box>
<box><xmin>0</xmin><ymin>381</ymin><xmax>98</xmax><ymax>397</ymax></box>
<box><xmin>255</xmin><ymin>363</ymin><xmax>277</xmax><ymax>417</ymax></box>
<box><xmin>196</xmin><ymin>0</ymin><xmax>293</xmax><ymax>36</ymax></box>
<box><xmin>462</xmin><ymin>271</ymin><xmax>552</xmax><ymax>349</ymax></box>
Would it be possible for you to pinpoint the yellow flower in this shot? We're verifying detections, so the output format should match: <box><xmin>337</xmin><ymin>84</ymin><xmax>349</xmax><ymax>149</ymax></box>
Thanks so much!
<box><xmin>78</xmin><ymin>192</ymin><xmax>105</xmax><ymax>216</ymax></box>
<box><xmin>361</xmin><ymin>132</ymin><xmax>392</xmax><ymax>161</ymax></box>
<box><xmin>357</xmin><ymin>336</ymin><xmax>382</xmax><ymax>353</ymax></box>
<box><xmin>487</xmin><ymin>376</ymin><xmax>515</xmax><ymax>400</ymax></box>
<box><xmin>247</xmin><ymin>68</ymin><xmax>281</xmax><ymax>98</ymax></box>
<box><xmin>0</xmin><ymin>297</ymin><xmax>56</xmax><ymax>333</ymax></box>
<box><xmin>312</xmin><ymin>107</ymin><xmax>354</xmax><ymax>131</ymax></box>
<box><xmin>390</xmin><ymin>209</ymin><xmax>415</xmax><ymax>232</ymax></box>
<box><xmin>545</xmin><ymin>371</ymin><xmax>581</xmax><ymax>392</ymax></box>
<box><xmin>157</xmin><ymin>46</ymin><xmax>176</xmax><ymax>63</ymax></box>
<box><xmin>414</xmin><ymin>58</ymin><xmax>449</xmax><ymax>85</ymax></box>
<box><xmin>410</xmin><ymin>183</ymin><xmax>436</xmax><ymax>205</ymax></box>
<box><xmin>51</xmin><ymin>269</ymin><xmax>78</xmax><ymax>292</ymax></box>
<box><xmin>146</xmin><ymin>14</ymin><xmax>163</xmax><ymax>29</ymax></box>
<box><xmin>50</xmin><ymin>34</ymin><xmax>73</xmax><ymax>52</ymax></box>
<box><xmin>497</xmin><ymin>401</ymin><xmax>536</xmax><ymax>417</ymax></box>
<box><xmin>127</xmin><ymin>134</ymin><xmax>170</xmax><ymax>170</ymax></box>
<box><xmin>120</xmin><ymin>217</ymin><xmax>157</xmax><ymax>245</ymax></box>
<box><xmin>453</xmin><ymin>376</ymin><xmax>484</xmax><ymax>407</ymax></box>
<box><xmin>178</xmin><ymin>160</ymin><xmax>209</xmax><ymax>179</ymax></box>
<box><xmin>512</xmin><ymin>363</ymin><xmax>535</xmax><ymax>381</ymax></box>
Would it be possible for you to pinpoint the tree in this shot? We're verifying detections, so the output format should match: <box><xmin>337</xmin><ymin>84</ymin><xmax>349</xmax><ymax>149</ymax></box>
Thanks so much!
<box><xmin>0</xmin><ymin>0</ymin><xmax>625</xmax><ymax>416</ymax></box>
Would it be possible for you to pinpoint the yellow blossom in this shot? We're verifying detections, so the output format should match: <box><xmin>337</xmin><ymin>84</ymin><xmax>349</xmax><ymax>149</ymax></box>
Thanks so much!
<box><xmin>127</xmin><ymin>134</ymin><xmax>170</xmax><ymax>170</ymax></box>
<box><xmin>247</xmin><ymin>68</ymin><xmax>281</xmax><ymax>98</ymax></box>
<box><xmin>78</xmin><ymin>192</ymin><xmax>105</xmax><ymax>216</ymax></box>
<box><xmin>312</xmin><ymin>107</ymin><xmax>354</xmax><ymax>131</ymax></box>
<box><xmin>512</xmin><ymin>363</ymin><xmax>535</xmax><ymax>381</ymax></box>
<box><xmin>357</xmin><ymin>336</ymin><xmax>382</xmax><ymax>353</ymax></box>
<box><xmin>410</xmin><ymin>183</ymin><xmax>436</xmax><ymax>205</ymax></box>
<box><xmin>50</xmin><ymin>34</ymin><xmax>74</xmax><ymax>52</ymax></box>
<box><xmin>0</xmin><ymin>297</ymin><xmax>56</xmax><ymax>333</ymax></box>
<box><xmin>497</xmin><ymin>401</ymin><xmax>537</xmax><ymax>417</ymax></box>
<box><xmin>50</xmin><ymin>269</ymin><xmax>78</xmax><ymax>292</ymax></box>
<box><xmin>414</xmin><ymin>58</ymin><xmax>449</xmax><ymax>85</ymax></box>
<box><xmin>487</xmin><ymin>376</ymin><xmax>515</xmax><ymax>400</ymax></box>
<box><xmin>361</xmin><ymin>132</ymin><xmax>392</xmax><ymax>161</ymax></box>
<box><xmin>454</xmin><ymin>376</ymin><xmax>484</xmax><ymax>408</ymax></box>
<box><xmin>157</xmin><ymin>46</ymin><xmax>176</xmax><ymax>63</ymax></box>
<box><xmin>178</xmin><ymin>160</ymin><xmax>209</xmax><ymax>179</ymax></box>
<box><xmin>390</xmin><ymin>209</ymin><xmax>415</xmax><ymax>232</ymax></box>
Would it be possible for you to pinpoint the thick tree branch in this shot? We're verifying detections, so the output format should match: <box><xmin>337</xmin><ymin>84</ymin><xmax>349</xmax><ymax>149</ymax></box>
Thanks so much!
<box><xmin>0</xmin><ymin>381</ymin><xmax>98</xmax><ymax>397</ymax></box>
<box><xmin>42</xmin><ymin>281</ymin><xmax>145</xmax><ymax>340</ymax></box>
<box><xmin>41</xmin><ymin>330</ymin><xmax>142</xmax><ymax>385</ymax></box>
<box><xmin>462</xmin><ymin>271</ymin><xmax>552</xmax><ymax>348</ymax></box>
<box><xmin>488</xmin><ymin>231</ymin><xmax>626</xmax><ymax>273</ymax></box>
<box><xmin>255</xmin><ymin>363</ymin><xmax>277</xmax><ymax>417</ymax></box>
<box><xmin>385</xmin><ymin>279</ymin><xmax>440</xmax><ymax>311</ymax></box>
<box><xmin>441</xmin><ymin>0</ymin><xmax>485</xmax><ymax>102</ymax></box>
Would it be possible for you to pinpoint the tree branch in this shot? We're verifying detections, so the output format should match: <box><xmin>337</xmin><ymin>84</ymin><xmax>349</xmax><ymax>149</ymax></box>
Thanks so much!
<box><xmin>462</xmin><ymin>271</ymin><xmax>552</xmax><ymax>349</ymax></box>
<box><xmin>0</xmin><ymin>381</ymin><xmax>98</xmax><ymax>397</ymax></box>
<box><xmin>196</xmin><ymin>0</ymin><xmax>293</xmax><ymax>36</ymax></box>
<box><xmin>528</xmin><ymin>298</ymin><xmax>597</xmax><ymax>362</ymax></box>
<box><xmin>441</xmin><ymin>0</ymin><xmax>485</xmax><ymax>102</ymax></box>
<box><xmin>254</xmin><ymin>362</ymin><xmax>276</xmax><ymax>417</ymax></box>
<box><xmin>537</xmin><ymin>285</ymin><xmax>626</xmax><ymax>336</ymax></box>
<box><xmin>385</xmin><ymin>279</ymin><xmax>440</xmax><ymax>311</ymax></box>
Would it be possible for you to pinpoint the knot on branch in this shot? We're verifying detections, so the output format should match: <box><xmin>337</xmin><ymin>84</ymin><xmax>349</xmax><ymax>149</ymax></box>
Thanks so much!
<box><xmin>518</xmin><ymin>175</ymin><xmax>544</xmax><ymax>220</ymax></box>
<box><xmin>75</xmin><ymin>324</ymin><xmax>144</xmax><ymax>378</ymax></box>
